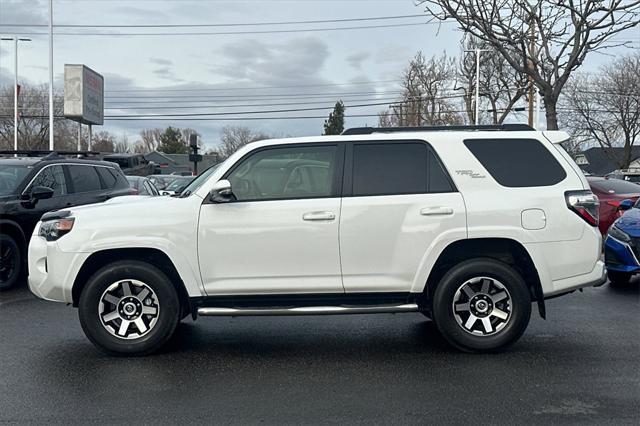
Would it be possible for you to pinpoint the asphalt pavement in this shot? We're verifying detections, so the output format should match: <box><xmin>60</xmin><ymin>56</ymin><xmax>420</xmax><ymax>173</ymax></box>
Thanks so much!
<box><xmin>1</xmin><ymin>280</ymin><xmax>639</xmax><ymax>425</ymax></box>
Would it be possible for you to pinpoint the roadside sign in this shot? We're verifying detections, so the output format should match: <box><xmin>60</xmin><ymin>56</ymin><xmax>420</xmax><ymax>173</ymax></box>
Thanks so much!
<box><xmin>189</xmin><ymin>154</ymin><xmax>203</xmax><ymax>162</ymax></box>
<box><xmin>63</xmin><ymin>64</ymin><xmax>104</xmax><ymax>125</ymax></box>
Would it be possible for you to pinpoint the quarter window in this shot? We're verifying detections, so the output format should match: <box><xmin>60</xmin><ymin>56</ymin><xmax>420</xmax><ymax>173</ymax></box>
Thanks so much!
<box><xmin>227</xmin><ymin>145</ymin><xmax>338</xmax><ymax>201</ymax></box>
<box><xmin>96</xmin><ymin>167</ymin><xmax>117</xmax><ymax>189</ymax></box>
<box><xmin>67</xmin><ymin>165</ymin><xmax>102</xmax><ymax>193</ymax></box>
<box><xmin>28</xmin><ymin>165</ymin><xmax>67</xmax><ymax>196</ymax></box>
<box><xmin>464</xmin><ymin>138</ymin><xmax>566</xmax><ymax>187</ymax></box>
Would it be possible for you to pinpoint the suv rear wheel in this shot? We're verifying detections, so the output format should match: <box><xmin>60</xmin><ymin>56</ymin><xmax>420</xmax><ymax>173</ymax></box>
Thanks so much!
<box><xmin>78</xmin><ymin>260</ymin><xmax>180</xmax><ymax>356</ymax></box>
<box><xmin>0</xmin><ymin>234</ymin><xmax>22</xmax><ymax>291</ymax></box>
<box><xmin>431</xmin><ymin>259</ymin><xmax>531</xmax><ymax>353</ymax></box>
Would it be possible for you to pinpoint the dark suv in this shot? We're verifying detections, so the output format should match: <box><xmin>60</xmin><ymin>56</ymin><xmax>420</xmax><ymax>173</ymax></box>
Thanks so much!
<box><xmin>103</xmin><ymin>154</ymin><xmax>156</xmax><ymax>176</ymax></box>
<box><xmin>0</xmin><ymin>152</ymin><xmax>131</xmax><ymax>290</ymax></box>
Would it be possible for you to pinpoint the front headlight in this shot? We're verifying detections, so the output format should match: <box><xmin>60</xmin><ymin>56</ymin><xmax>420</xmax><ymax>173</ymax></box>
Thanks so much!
<box><xmin>39</xmin><ymin>217</ymin><xmax>75</xmax><ymax>241</ymax></box>
<box><xmin>608</xmin><ymin>225</ymin><xmax>631</xmax><ymax>243</ymax></box>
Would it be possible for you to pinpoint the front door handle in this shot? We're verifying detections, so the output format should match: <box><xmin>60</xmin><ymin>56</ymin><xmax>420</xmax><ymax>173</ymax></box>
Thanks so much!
<box><xmin>302</xmin><ymin>211</ymin><xmax>336</xmax><ymax>221</ymax></box>
<box><xmin>420</xmin><ymin>206</ymin><xmax>454</xmax><ymax>216</ymax></box>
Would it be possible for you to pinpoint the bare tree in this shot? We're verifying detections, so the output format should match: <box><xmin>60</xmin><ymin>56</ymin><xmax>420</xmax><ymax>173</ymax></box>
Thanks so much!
<box><xmin>457</xmin><ymin>37</ymin><xmax>528</xmax><ymax>124</ymax></box>
<box><xmin>0</xmin><ymin>84</ymin><xmax>77</xmax><ymax>151</ymax></box>
<box><xmin>564</xmin><ymin>53</ymin><xmax>640</xmax><ymax>168</ymax></box>
<box><xmin>378</xmin><ymin>52</ymin><xmax>462</xmax><ymax>126</ymax></box>
<box><xmin>91</xmin><ymin>131</ymin><xmax>116</xmax><ymax>152</ymax></box>
<box><xmin>139</xmin><ymin>128</ymin><xmax>161</xmax><ymax>153</ymax></box>
<box><xmin>418</xmin><ymin>0</ymin><xmax>640</xmax><ymax>129</ymax></box>
<box><xmin>114</xmin><ymin>133</ymin><xmax>132</xmax><ymax>153</ymax></box>
<box><xmin>216</xmin><ymin>126</ymin><xmax>271</xmax><ymax>160</ymax></box>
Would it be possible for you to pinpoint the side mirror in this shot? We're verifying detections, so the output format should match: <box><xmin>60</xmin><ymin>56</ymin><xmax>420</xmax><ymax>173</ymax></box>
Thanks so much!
<box><xmin>618</xmin><ymin>199</ymin><xmax>635</xmax><ymax>211</ymax></box>
<box><xmin>209</xmin><ymin>179</ymin><xmax>234</xmax><ymax>203</ymax></box>
<box><xmin>23</xmin><ymin>186</ymin><xmax>54</xmax><ymax>206</ymax></box>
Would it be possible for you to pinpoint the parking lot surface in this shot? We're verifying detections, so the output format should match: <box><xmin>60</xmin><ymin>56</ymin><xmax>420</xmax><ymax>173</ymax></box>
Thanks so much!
<box><xmin>1</xmin><ymin>281</ymin><xmax>638</xmax><ymax>425</ymax></box>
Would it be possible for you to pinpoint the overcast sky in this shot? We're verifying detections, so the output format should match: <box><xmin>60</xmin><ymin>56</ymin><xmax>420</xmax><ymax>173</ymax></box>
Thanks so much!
<box><xmin>0</xmin><ymin>0</ymin><xmax>637</xmax><ymax>149</ymax></box>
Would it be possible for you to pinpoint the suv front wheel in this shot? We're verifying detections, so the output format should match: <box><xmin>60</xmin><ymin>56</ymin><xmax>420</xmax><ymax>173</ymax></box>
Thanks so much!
<box><xmin>78</xmin><ymin>260</ymin><xmax>180</xmax><ymax>356</ymax></box>
<box><xmin>431</xmin><ymin>259</ymin><xmax>531</xmax><ymax>353</ymax></box>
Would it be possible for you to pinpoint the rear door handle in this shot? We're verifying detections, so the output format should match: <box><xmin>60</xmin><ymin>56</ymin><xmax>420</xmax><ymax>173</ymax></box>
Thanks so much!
<box><xmin>420</xmin><ymin>207</ymin><xmax>454</xmax><ymax>216</ymax></box>
<box><xmin>302</xmin><ymin>211</ymin><xmax>336</xmax><ymax>221</ymax></box>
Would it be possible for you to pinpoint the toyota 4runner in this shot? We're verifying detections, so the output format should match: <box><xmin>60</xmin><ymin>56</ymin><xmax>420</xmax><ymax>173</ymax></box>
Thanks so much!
<box><xmin>28</xmin><ymin>125</ymin><xmax>605</xmax><ymax>355</ymax></box>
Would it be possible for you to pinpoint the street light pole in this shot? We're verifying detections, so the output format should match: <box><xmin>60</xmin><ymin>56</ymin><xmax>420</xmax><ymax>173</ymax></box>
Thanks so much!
<box><xmin>1</xmin><ymin>37</ymin><xmax>31</xmax><ymax>156</ymax></box>
<box><xmin>48</xmin><ymin>0</ymin><xmax>54</xmax><ymax>150</ymax></box>
<box><xmin>464</xmin><ymin>48</ymin><xmax>489</xmax><ymax>125</ymax></box>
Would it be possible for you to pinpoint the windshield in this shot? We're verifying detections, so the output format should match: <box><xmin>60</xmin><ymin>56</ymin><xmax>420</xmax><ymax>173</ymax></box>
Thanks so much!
<box><xmin>0</xmin><ymin>165</ymin><xmax>30</xmax><ymax>195</ymax></box>
<box><xmin>180</xmin><ymin>164</ymin><xmax>220</xmax><ymax>197</ymax></box>
<box><xmin>167</xmin><ymin>177</ymin><xmax>193</xmax><ymax>191</ymax></box>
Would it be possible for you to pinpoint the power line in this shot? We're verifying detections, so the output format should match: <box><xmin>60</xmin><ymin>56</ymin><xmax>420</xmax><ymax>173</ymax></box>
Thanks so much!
<box><xmin>0</xmin><ymin>14</ymin><xmax>427</xmax><ymax>28</ymax></box>
<box><xmin>4</xmin><ymin>22</ymin><xmax>433</xmax><ymax>36</ymax></box>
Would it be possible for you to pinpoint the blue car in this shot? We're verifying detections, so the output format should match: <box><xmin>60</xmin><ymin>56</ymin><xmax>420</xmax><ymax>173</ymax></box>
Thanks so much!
<box><xmin>604</xmin><ymin>199</ymin><xmax>640</xmax><ymax>286</ymax></box>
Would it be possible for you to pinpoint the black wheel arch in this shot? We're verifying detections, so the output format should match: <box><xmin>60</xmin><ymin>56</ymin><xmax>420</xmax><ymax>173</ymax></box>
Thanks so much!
<box><xmin>72</xmin><ymin>248</ymin><xmax>190</xmax><ymax>316</ymax></box>
<box><xmin>423</xmin><ymin>238</ymin><xmax>546</xmax><ymax>319</ymax></box>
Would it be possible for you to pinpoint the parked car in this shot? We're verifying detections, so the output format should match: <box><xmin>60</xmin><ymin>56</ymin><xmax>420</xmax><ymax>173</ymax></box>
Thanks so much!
<box><xmin>587</xmin><ymin>176</ymin><xmax>640</xmax><ymax>235</ymax></box>
<box><xmin>0</xmin><ymin>152</ymin><xmax>131</xmax><ymax>290</ymax></box>
<box><xmin>28</xmin><ymin>124</ymin><xmax>605</xmax><ymax>355</ymax></box>
<box><xmin>126</xmin><ymin>176</ymin><xmax>160</xmax><ymax>196</ymax></box>
<box><xmin>603</xmin><ymin>198</ymin><xmax>640</xmax><ymax>286</ymax></box>
<box><xmin>604</xmin><ymin>168</ymin><xmax>640</xmax><ymax>183</ymax></box>
<box><xmin>160</xmin><ymin>176</ymin><xmax>194</xmax><ymax>196</ymax></box>
<box><xmin>103</xmin><ymin>154</ymin><xmax>155</xmax><ymax>176</ymax></box>
<box><xmin>147</xmin><ymin>174</ymin><xmax>177</xmax><ymax>191</ymax></box>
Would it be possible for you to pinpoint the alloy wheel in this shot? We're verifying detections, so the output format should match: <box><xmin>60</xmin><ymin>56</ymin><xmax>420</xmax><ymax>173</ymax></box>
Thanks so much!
<box><xmin>452</xmin><ymin>276</ymin><xmax>512</xmax><ymax>336</ymax></box>
<box><xmin>99</xmin><ymin>279</ymin><xmax>160</xmax><ymax>339</ymax></box>
<box><xmin>0</xmin><ymin>244</ymin><xmax>17</xmax><ymax>284</ymax></box>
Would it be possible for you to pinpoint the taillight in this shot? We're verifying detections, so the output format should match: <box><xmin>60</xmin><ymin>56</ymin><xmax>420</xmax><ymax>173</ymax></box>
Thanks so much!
<box><xmin>565</xmin><ymin>190</ymin><xmax>599</xmax><ymax>226</ymax></box>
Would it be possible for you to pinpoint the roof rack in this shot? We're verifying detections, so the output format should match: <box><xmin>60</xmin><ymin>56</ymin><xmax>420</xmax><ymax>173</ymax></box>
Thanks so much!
<box><xmin>0</xmin><ymin>150</ymin><xmax>102</xmax><ymax>159</ymax></box>
<box><xmin>341</xmin><ymin>124</ymin><xmax>534</xmax><ymax>135</ymax></box>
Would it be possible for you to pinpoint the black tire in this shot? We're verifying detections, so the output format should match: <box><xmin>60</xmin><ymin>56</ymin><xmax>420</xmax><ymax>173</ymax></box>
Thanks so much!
<box><xmin>78</xmin><ymin>260</ymin><xmax>181</xmax><ymax>356</ymax></box>
<box><xmin>608</xmin><ymin>271</ymin><xmax>632</xmax><ymax>287</ymax></box>
<box><xmin>431</xmin><ymin>258</ymin><xmax>532</xmax><ymax>353</ymax></box>
<box><xmin>0</xmin><ymin>234</ymin><xmax>23</xmax><ymax>291</ymax></box>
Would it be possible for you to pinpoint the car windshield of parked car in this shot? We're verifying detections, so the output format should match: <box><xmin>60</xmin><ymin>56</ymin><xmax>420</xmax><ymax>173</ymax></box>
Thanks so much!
<box><xmin>166</xmin><ymin>177</ymin><xmax>193</xmax><ymax>191</ymax></box>
<box><xmin>591</xmin><ymin>178</ymin><xmax>640</xmax><ymax>195</ymax></box>
<box><xmin>0</xmin><ymin>165</ymin><xmax>31</xmax><ymax>195</ymax></box>
<box><xmin>179</xmin><ymin>164</ymin><xmax>220</xmax><ymax>197</ymax></box>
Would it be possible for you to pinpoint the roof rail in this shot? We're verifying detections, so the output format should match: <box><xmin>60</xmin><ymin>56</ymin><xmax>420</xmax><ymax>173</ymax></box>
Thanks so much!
<box><xmin>0</xmin><ymin>150</ymin><xmax>102</xmax><ymax>159</ymax></box>
<box><xmin>341</xmin><ymin>124</ymin><xmax>534</xmax><ymax>135</ymax></box>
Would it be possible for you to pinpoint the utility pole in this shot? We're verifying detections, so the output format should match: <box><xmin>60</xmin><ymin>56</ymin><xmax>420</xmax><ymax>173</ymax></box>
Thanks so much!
<box><xmin>48</xmin><ymin>0</ymin><xmax>54</xmax><ymax>150</ymax></box>
<box><xmin>1</xmin><ymin>37</ymin><xmax>31</xmax><ymax>156</ymax></box>
<box><xmin>528</xmin><ymin>8</ymin><xmax>536</xmax><ymax>128</ymax></box>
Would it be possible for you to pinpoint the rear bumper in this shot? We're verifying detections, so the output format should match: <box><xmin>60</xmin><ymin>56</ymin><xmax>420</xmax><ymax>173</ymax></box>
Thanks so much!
<box><xmin>545</xmin><ymin>260</ymin><xmax>606</xmax><ymax>298</ymax></box>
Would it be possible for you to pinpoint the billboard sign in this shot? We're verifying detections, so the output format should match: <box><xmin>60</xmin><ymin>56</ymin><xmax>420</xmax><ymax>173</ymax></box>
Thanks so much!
<box><xmin>63</xmin><ymin>64</ymin><xmax>104</xmax><ymax>125</ymax></box>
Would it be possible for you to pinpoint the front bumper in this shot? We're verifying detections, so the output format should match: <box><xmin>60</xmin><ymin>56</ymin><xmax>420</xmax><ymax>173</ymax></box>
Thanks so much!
<box><xmin>28</xmin><ymin>234</ymin><xmax>89</xmax><ymax>304</ymax></box>
<box><xmin>604</xmin><ymin>235</ymin><xmax>640</xmax><ymax>273</ymax></box>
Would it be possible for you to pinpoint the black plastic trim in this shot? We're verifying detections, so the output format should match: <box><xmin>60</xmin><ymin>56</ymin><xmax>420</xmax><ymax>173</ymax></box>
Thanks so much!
<box><xmin>342</xmin><ymin>124</ymin><xmax>534</xmax><ymax>135</ymax></box>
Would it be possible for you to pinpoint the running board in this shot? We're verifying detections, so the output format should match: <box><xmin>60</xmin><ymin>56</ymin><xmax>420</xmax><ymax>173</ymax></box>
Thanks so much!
<box><xmin>197</xmin><ymin>303</ymin><xmax>419</xmax><ymax>317</ymax></box>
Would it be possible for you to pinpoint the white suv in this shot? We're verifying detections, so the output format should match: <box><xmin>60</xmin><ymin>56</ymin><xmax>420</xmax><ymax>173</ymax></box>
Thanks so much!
<box><xmin>28</xmin><ymin>125</ymin><xmax>605</xmax><ymax>355</ymax></box>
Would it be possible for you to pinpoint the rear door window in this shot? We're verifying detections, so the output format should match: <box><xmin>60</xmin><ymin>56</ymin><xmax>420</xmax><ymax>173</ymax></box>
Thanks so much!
<box><xmin>67</xmin><ymin>165</ymin><xmax>102</xmax><ymax>193</ymax></box>
<box><xmin>464</xmin><ymin>138</ymin><xmax>566</xmax><ymax>187</ymax></box>
<box><xmin>352</xmin><ymin>142</ymin><xmax>428</xmax><ymax>196</ymax></box>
